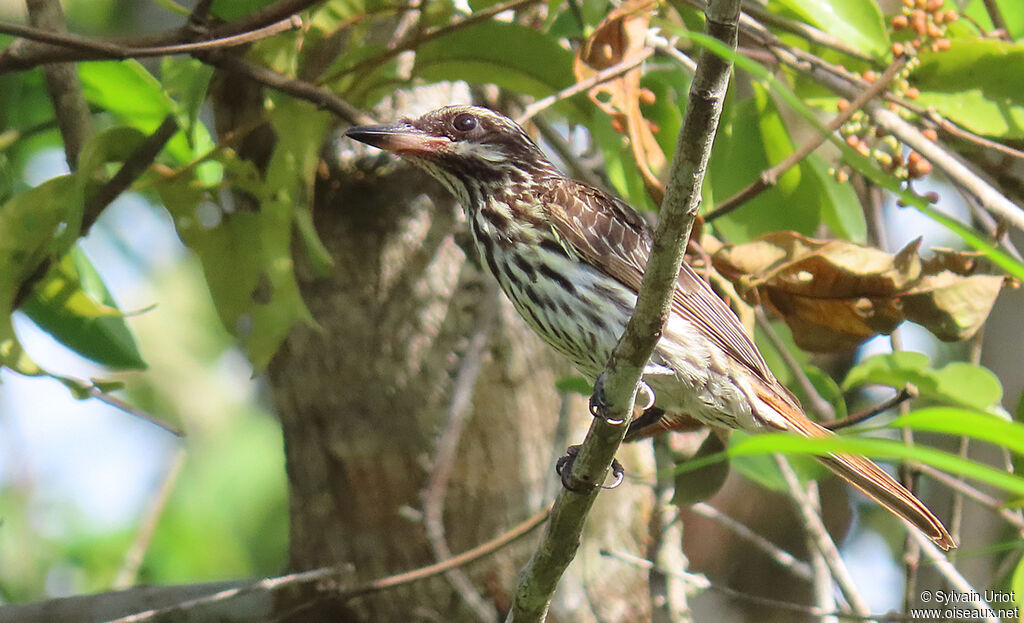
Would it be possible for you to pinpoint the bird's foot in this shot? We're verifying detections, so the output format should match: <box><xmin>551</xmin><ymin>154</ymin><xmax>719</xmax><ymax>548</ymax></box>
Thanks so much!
<box><xmin>589</xmin><ymin>375</ymin><xmax>655</xmax><ymax>425</ymax></box>
<box><xmin>556</xmin><ymin>445</ymin><xmax>625</xmax><ymax>493</ymax></box>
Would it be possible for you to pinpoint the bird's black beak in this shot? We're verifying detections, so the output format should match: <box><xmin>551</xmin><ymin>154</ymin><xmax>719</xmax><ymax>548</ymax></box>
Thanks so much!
<box><xmin>345</xmin><ymin>123</ymin><xmax>450</xmax><ymax>154</ymax></box>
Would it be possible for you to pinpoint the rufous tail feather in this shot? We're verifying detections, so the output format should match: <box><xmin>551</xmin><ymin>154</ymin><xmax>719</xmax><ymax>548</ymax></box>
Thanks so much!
<box><xmin>758</xmin><ymin>390</ymin><xmax>956</xmax><ymax>550</ymax></box>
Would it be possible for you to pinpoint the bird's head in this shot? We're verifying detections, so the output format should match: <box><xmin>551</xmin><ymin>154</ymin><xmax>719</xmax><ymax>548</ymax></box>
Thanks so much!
<box><xmin>345</xmin><ymin>106</ymin><xmax>558</xmax><ymax>204</ymax></box>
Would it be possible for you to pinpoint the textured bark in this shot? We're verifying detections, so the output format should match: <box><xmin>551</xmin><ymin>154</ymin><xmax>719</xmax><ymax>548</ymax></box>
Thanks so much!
<box><xmin>265</xmin><ymin>140</ymin><xmax>654</xmax><ymax>621</ymax></box>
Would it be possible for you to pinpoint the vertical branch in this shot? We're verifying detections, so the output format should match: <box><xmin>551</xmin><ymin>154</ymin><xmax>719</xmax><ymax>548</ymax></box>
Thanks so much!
<box><xmin>648</xmin><ymin>437</ymin><xmax>692</xmax><ymax>623</ymax></box>
<box><xmin>806</xmin><ymin>492</ymin><xmax>839</xmax><ymax>623</ymax></box>
<box><xmin>113</xmin><ymin>447</ymin><xmax>187</xmax><ymax>589</ymax></box>
<box><xmin>26</xmin><ymin>0</ymin><xmax>93</xmax><ymax>168</ymax></box>
<box><xmin>774</xmin><ymin>456</ymin><xmax>872</xmax><ymax>618</ymax></box>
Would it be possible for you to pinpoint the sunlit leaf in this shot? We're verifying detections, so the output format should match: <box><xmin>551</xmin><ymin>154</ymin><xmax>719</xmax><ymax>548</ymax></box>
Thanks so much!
<box><xmin>843</xmin><ymin>352</ymin><xmax>1003</xmax><ymax>412</ymax></box>
<box><xmin>770</xmin><ymin>0</ymin><xmax>889</xmax><ymax>58</ymax></box>
<box><xmin>728</xmin><ymin>434</ymin><xmax>1024</xmax><ymax>496</ymax></box>
<box><xmin>889</xmin><ymin>409</ymin><xmax>1023</xmax><ymax>451</ymax></box>
<box><xmin>21</xmin><ymin>247</ymin><xmax>147</xmax><ymax>370</ymax></box>
<box><xmin>914</xmin><ymin>39</ymin><xmax>1024</xmax><ymax>138</ymax></box>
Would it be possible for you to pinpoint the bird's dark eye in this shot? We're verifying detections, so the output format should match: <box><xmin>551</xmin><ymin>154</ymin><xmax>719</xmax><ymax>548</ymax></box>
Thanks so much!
<box><xmin>452</xmin><ymin>113</ymin><xmax>477</xmax><ymax>133</ymax></box>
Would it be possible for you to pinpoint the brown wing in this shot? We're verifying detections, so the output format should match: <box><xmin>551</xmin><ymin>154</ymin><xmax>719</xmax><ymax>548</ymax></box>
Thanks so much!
<box><xmin>542</xmin><ymin>178</ymin><xmax>778</xmax><ymax>388</ymax></box>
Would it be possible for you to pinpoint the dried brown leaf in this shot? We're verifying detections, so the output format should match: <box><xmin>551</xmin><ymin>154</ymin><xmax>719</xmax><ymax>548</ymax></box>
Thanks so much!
<box><xmin>575</xmin><ymin>0</ymin><xmax>663</xmax><ymax>201</ymax></box>
<box><xmin>711</xmin><ymin>232</ymin><xmax>1005</xmax><ymax>352</ymax></box>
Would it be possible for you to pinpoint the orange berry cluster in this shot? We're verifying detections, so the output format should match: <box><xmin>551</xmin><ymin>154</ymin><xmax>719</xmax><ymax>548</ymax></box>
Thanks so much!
<box><xmin>828</xmin><ymin>3</ymin><xmax>959</xmax><ymax>189</ymax></box>
<box><xmin>891</xmin><ymin>0</ymin><xmax>957</xmax><ymax>55</ymax></box>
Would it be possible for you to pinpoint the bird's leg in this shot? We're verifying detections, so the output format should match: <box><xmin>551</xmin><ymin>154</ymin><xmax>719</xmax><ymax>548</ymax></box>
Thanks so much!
<box><xmin>555</xmin><ymin>445</ymin><xmax>624</xmax><ymax>493</ymax></box>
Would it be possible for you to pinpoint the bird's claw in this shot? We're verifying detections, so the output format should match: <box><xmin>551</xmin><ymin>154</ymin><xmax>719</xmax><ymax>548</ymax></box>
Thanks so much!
<box><xmin>589</xmin><ymin>376</ymin><xmax>655</xmax><ymax>427</ymax></box>
<box><xmin>556</xmin><ymin>445</ymin><xmax>625</xmax><ymax>493</ymax></box>
<box><xmin>589</xmin><ymin>375</ymin><xmax>628</xmax><ymax>425</ymax></box>
<box><xmin>589</xmin><ymin>375</ymin><xmax>609</xmax><ymax>418</ymax></box>
<box><xmin>636</xmin><ymin>381</ymin><xmax>655</xmax><ymax>411</ymax></box>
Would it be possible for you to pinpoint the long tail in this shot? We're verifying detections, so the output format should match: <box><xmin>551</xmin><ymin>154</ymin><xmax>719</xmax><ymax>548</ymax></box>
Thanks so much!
<box><xmin>758</xmin><ymin>391</ymin><xmax>956</xmax><ymax>551</ymax></box>
<box><xmin>817</xmin><ymin>452</ymin><xmax>955</xmax><ymax>550</ymax></box>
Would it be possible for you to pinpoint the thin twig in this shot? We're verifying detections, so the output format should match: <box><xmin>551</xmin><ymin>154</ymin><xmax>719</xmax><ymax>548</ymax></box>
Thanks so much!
<box><xmin>102</xmin><ymin>508</ymin><xmax>550</xmax><ymax>623</ymax></box>
<box><xmin>200</xmin><ymin>53</ymin><xmax>373</xmax><ymax>126</ymax></box>
<box><xmin>807</xmin><ymin>489</ymin><xmax>840</xmax><ymax>623</ymax></box>
<box><xmin>981</xmin><ymin>0</ymin><xmax>1011</xmax><ymax>39</ymax></box>
<box><xmin>962</xmin><ymin>191</ymin><xmax>1024</xmax><ymax>262</ymax></box>
<box><xmin>754</xmin><ymin>307</ymin><xmax>836</xmax><ymax>422</ymax></box>
<box><xmin>113</xmin><ymin>446</ymin><xmax>187</xmax><ymax>588</ymax></box>
<box><xmin>775</xmin><ymin>455</ymin><xmax>874</xmax><ymax>619</ymax></box>
<box><xmin>506</xmin><ymin>2</ymin><xmax>742</xmax><ymax>619</ymax></box>
<box><xmin>690</xmin><ymin>502</ymin><xmax>814</xmax><ymax>580</ymax></box>
<box><xmin>603</xmin><ymin>549</ymin><xmax>905</xmax><ymax>621</ymax></box>
<box><xmin>421</xmin><ymin>287</ymin><xmax>500</xmax><ymax>623</ymax></box>
<box><xmin>0</xmin><ymin>15</ymin><xmax>301</xmax><ymax>61</ymax></box>
<box><xmin>908</xmin><ymin>531</ymin><xmax>999</xmax><ymax>622</ymax></box>
<box><xmin>914</xmin><ymin>463</ymin><xmax>1024</xmax><ymax>533</ymax></box>
<box><xmin>750</xmin><ymin>30</ymin><xmax>1024</xmax><ymax>234</ymax></box>
<box><xmin>89</xmin><ymin>386</ymin><xmax>185</xmax><ymax>437</ymax></box>
<box><xmin>825</xmin><ymin>387</ymin><xmax>916</xmax><ymax>432</ymax></box>
<box><xmin>705</xmin><ymin>56</ymin><xmax>906</xmax><ymax>223</ymax></box>
<box><xmin>924</xmin><ymin>111</ymin><xmax>1024</xmax><ymax>162</ymax></box>
<box><xmin>949</xmin><ymin>332</ymin><xmax>985</xmax><ymax>553</ymax></box>
<box><xmin>884</xmin><ymin>329</ymin><xmax>922</xmax><ymax>616</ymax></box>
<box><xmin>516</xmin><ymin>48</ymin><xmax>655</xmax><ymax>124</ymax></box>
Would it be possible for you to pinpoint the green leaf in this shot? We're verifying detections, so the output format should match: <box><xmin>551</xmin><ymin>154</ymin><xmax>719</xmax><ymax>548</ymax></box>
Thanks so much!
<box><xmin>729</xmin><ymin>431</ymin><xmax>826</xmax><ymax>492</ymax></box>
<box><xmin>889</xmin><ymin>408</ymin><xmax>1024</xmax><ymax>453</ymax></box>
<box><xmin>914</xmin><ymin>39</ymin><xmax>1024</xmax><ymax>138</ymax></box>
<box><xmin>709</xmin><ymin>93</ymin><xmax>819</xmax><ymax>240</ymax></box>
<box><xmin>79</xmin><ymin>60</ymin><xmax>211</xmax><ymax>165</ymax></box>
<box><xmin>842</xmin><ymin>352</ymin><xmax>1003</xmax><ymax>412</ymax></box>
<box><xmin>555</xmin><ymin>375</ymin><xmax>592</xmax><ymax>395</ymax></box>
<box><xmin>413</xmin><ymin>21</ymin><xmax>584</xmax><ymax>119</ymax></box>
<box><xmin>21</xmin><ymin>247</ymin><xmax>147</xmax><ymax>370</ymax></box>
<box><xmin>161</xmin><ymin>56</ymin><xmax>215</xmax><ymax>144</ymax></box>
<box><xmin>769</xmin><ymin>0</ymin><xmax>889</xmax><ymax>58</ymax></box>
<box><xmin>805</xmin><ymin>154</ymin><xmax>867</xmax><ymax>243</ymax></box>
<box><xmin>0</xmin><ymin>176</ymin><xmax>83</xmax><ymax>375</ymax></box>
<box><xmin>79</xmin><ymin>60</ymin><xmax>174</xmax><ymax>122</ymax></box>
<box><xmin>1013</xmin><ymin>555</ymin><xmax>1024</xmax><ymax>619</ymax></box>
<box><xmin>156</xmin><ymin>98</ymin><xmax>323</xmax><ymax>371</ymax></box>
<box><xmin>672</xmin><ymin>433</ymin><xmax>730</xmax><ymax>505</ymax></box>
<box><xmin>78</xmin><ymin>126</ymin><xmax>148</xmax><ymax>183</ymax></box>
<box><xmin>729</xmin><ymin>433</ymin><xmax>1024</xmax><ymax>497</ymax></box>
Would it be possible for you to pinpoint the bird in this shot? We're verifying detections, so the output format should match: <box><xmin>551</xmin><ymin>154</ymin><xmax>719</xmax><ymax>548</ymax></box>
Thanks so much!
<box><xmin>345</xmin><ymin>105</ymin><xmax>956</xmax><ymax>550</ymax></box>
